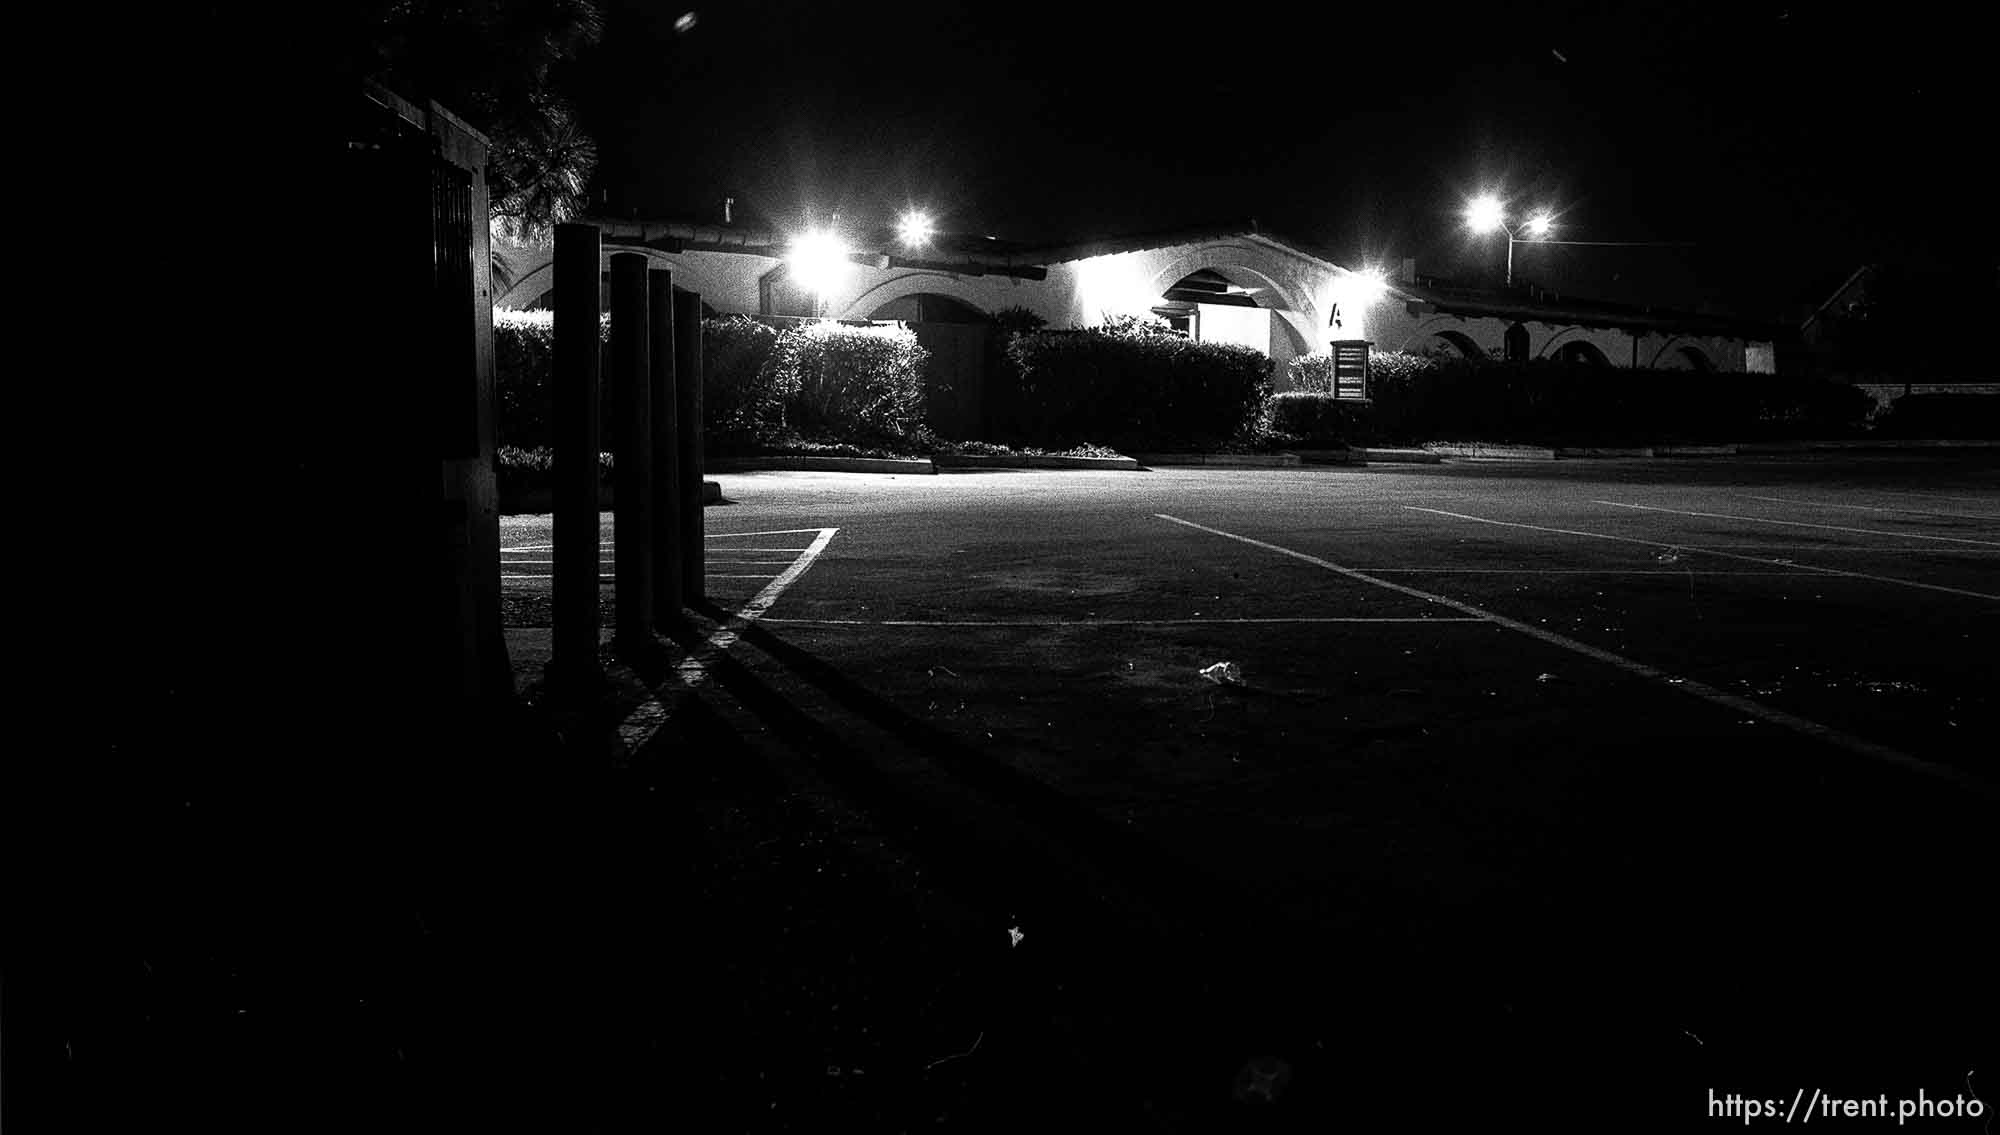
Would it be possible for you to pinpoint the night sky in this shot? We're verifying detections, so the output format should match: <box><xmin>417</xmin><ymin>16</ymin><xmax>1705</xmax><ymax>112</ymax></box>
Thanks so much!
<box><xmin>568</xmin><ymin>0</ymin><xmax>1992</xmax><ymax>320</ymax></box>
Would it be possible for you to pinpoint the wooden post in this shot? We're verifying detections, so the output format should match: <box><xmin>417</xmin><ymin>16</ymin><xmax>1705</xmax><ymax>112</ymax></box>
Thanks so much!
<box><xmin>649</xmin><ymin>268</ymin><xmax>684</xmax><ymax>626</ymax></box>
<box><xmin>549</xmin><ymin>223</ymin><xmax>604</xmax><ymax>693</ymax></box>
<box><xmin>610</xmin><ymin>252</ymin><xmax>654</xmax><ymax>652</ymax></box>
<box><xmin>674</xmin><ymin>288</ymin><xmax>705</xmax><ymax>602</ymax></box>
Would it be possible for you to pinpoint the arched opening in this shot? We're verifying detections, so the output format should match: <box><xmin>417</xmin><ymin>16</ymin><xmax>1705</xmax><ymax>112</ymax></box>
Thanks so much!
<box><xmin>867</xmin><ymin>292</ymin><xmax>990</xmax><ymax>324</ymax></box>
<box><xmin>1671</xmin><ymin>345</ymin><xmax>1714</xmax><ymax>372</ymax></box>
<box><xmin>1556</xmin><ymin>339</ymin><xmax>1612</xmax><ymax>367</ymax></box>
<box><xmin>1147</xmin><ymin>267</ymin><xmax>1279</xmax><ymax>353</ymax></box>
<box><xmin>1505</xmin><ymin>322</ymin><xmax>1531</xmax><ymax>363</ymax></box>
<box><xmin>1144</xmin><ymin>269</ymin><xmax>1258</xmax><ymax>339</ymax></box>
<box><xmin>1419</xmin><ymin>329</ymin><xmax>1484</xmax><ymax>360</ymax></box>
<box><xmin>863</xmin><ymin>291</ymin><xmax>993</xmax><ymax>441</ymax></box>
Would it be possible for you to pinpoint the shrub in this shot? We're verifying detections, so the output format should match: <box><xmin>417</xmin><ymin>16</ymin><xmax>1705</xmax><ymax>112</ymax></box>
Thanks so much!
<box><xmin>498</xmin><ymin>310</ymin><xmax>801</xmax><ymax>454</ymax></box>
<box><xmin>1285</xmin><ymin>353</ymin><xmax>1337</xmax><ymax>394</ymax></box>
<box><xmin>1872</xmin><ymin>391</ymin><xmax>2000</xmax><ymax>439</ymax></box>
<box><xmin>1359</xmin><ymin>350</ymin><xmax>1876</xmax><ymax>445</ymax></box>
<box><xmin>495</xmin><ymin>310</ymin><xmax>558</xmax><ymax>450</ymax></box>
<box><xmin>494</xmin><ymin>445</ymin><xmax>611</xmax><ymax>503</ymax></box>
<box><xmin>983</xmin><ymin>305</ymin><xmax>1050</xmax><ymax>440</ymax></box>
<box><xmin>494</xmin><ymin>309</ymin><xmax>612</xmax><ymax>450</ymax></box>
<box><xmin>760</xmin><ymin>321</ymin><xmax>931</xmax><ymax>446</ymax></box>
<box><xmin>1005</xmin><ymin>322</ymin><xmax>1272</xmax><ymax>449</ymax></box>
<box><xmin>701</xmin><ymin>315</ymin><xmax>784</xmax><ymax>446</ymax></box>
<box><xmin>1265</xmin><ymin>392</ymin><xmax>1372</xmax><ymax>446</ymax></box>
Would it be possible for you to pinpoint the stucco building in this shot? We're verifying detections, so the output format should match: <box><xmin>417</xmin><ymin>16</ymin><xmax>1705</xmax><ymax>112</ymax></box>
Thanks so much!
<box><xmin>493</xmin><ymin>217</ymin><xmax>1783</xmax><ymax>403</ymax></box>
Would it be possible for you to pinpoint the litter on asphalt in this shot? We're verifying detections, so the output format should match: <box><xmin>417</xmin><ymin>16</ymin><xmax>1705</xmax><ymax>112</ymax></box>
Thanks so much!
<box><xmin>1199</xmin><ymin>661</ymin><xmax>1244</xmax><ymax>685</ymax></box>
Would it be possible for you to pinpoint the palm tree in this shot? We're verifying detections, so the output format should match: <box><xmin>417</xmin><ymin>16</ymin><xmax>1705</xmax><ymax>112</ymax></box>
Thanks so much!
<box><xmin>488</xmin><ymin>99</ymin><xmax>599</xmax><ymax>247</ymax></box>
<box><xmin>353</xmin><ymin>0</ymin><xmax>605</xmax><ymax>300</ymax></box>
<box><xmin>485</xmin><ymin>99</ymin><xmax>597</xmax><ymax>302</ymax></box>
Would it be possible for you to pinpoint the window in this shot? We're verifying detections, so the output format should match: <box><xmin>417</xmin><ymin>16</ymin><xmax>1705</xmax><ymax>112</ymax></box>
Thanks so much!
<box><xmin>1151</xmin><ymin>302</ymin><xmax>1197</xmax><ymax>339</ymax></box>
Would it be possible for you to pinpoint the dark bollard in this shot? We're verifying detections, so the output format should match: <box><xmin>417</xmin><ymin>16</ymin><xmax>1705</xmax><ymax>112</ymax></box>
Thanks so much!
<box><xmin>609</xmin><ymin>252</ymin><xmax>654</xmax><ymax>653</ymax></box>
<box><xmin>548</xmin><ymin>223</ymin><xmax>605</xmax><ymax>694</ymax></box>
<box><xmin>649</xmin><ymin>268</ymin><xmax>684</xmax><ymax>627</ymax></box>
<box><xmin>674</xmin><ymin>288</ymin><xmax>705</xmax><ymax>602</ymax></box>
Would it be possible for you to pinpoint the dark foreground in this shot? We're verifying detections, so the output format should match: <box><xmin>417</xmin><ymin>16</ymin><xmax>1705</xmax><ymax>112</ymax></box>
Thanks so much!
<box><xmin>39</xmin><ymin>454</ymin><xmax>1998</xmax><ymax>1132</ymax></box>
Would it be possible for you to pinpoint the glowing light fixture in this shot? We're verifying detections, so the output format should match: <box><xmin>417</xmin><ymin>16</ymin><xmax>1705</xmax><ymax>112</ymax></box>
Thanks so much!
<box><xmin>896</xmin><ymin>210</ymin><xmax>935</xmax><ymax>248</ymax></box>
<box><xmin>787</xmin><ymin>228</ymin><xmax>853</xmax><ymax>299</ymax></box>
<box><xmin>1463</xmin><ymin>195</ymin><xmax>1560</xmax><ymax>286</ymax></box>
<box><xmin>1349</xmin><ymin>266</ymin><xmax>1388</xmax><ymax>299</ymax></box>
<box><xmin>1464</xmin><ymin>194</ymin><xmax>1506</xmax><ymax>235</ymax></box>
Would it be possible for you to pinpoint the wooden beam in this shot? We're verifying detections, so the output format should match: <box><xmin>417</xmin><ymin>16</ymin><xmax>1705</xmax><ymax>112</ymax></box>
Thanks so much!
<box><xmin>1164</xmin><ymin>288</ymin><xmax>1258</xmax><ymax>308</ymax></box>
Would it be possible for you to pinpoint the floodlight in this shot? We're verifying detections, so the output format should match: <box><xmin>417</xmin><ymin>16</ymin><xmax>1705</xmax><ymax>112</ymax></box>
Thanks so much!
<box><xmin>1465</xmin><ymin>195</ymin><xmax>1506</xmax><ymax>234</ymax></box>
<box><xmin>896</xmin><ymin>210</ymin><xmax>935</xmax><ymax>248</ymax></box>
<box><xmin>787</xmin><ymin>228</ymin><xmax>852</xmax><ymax>296</ymax></box>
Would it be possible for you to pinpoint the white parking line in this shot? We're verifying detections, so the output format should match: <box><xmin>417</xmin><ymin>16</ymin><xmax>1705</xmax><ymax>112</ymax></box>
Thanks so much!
<box><xmin>1349</xmin><ymin>568</ymin><xmax>1819</xmax><ymax>576</ymax></box>
<box><xmin>1157</xmin><ymin>513</ymin><xmax>1986</xmax><ymax>795</ymax></box>
<box><xmin>763</xmin><ymin>616</ymin><xmax>1485</xmax><ymax>627</ymax></box>
<box><xmin>1656</xmin><ymin>545</ymin><xmax>2000</xmax><ymax>555</ymax></box>
<box><xmin>706</xmin><ymin>528</ymin><xmax>831</xmax><ymax>538</ymax></box>
<box><xmin>616</xmin><ymin>527</ymin><xmax>839</xmax><ymax>755</ymax></box>
<box><xmin>1406</xmin><ymin>507</ymin><xmax>1999</xmax><ymax>602</ymax></box>
<box><xmin>1741</xmin><ymin>495</ymin><xmax>2000</xmax><ymax>522</ymax></box>
<box><xmin>1592</xmin><ymin>500</ymin><xmax>2000</xmax><ymax>547</ymax></box>
<box><xmin>1869</xmin><ymin>491</ymin><xmax>1999</xmax><ymax>504</ymax></box>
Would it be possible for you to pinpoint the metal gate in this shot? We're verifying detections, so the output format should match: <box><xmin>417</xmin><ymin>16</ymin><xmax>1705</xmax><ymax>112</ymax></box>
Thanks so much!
<box><xmin>909</xmin><ymin>321</ymin><xmax>989</xmax><ymax>439</ymax></box>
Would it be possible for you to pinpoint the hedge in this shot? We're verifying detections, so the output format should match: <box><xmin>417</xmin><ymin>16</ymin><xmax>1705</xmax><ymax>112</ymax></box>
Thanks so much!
<box><xmin>701</xmin><ymin>315</ymin><xmax>783</xmax><ymax>449</ymax></box>
<box><xmin>1264</xmin><ymin>392</ymin><xmax>1372</xmax><ymax>446</ymax></box>
<box><xmin>1360</xmin><ymin>352</ymin><xmax>1875</xmax><ymax>445</ymax></box>
<box><xmin>497</xmin><ymin>311</ymin><xmax>937</xmax><ymax>452</ymax></box>
<box><xmin>760</xmin><ymin>321</ymin><xmax>930</xmax><ymax>447</ymax></box>
<box><xmin>495</xmin><ymin>309</ymin><xmax>572</xmax><ymax>451</ymax></box>
<box><xmin>1871</xmin><ymin>392</ymin><xmax>2000</xmax><ymax>439</ymax></box>
<box><xmin>981</xmin><ymin>305</ymin><xmax>1050</xmax><ymax>441</ymax></box>
<box><xmin>494</xmin><ymin>445</ymin><xmax>611</xmax><ymax>502</ymax></box>
<box><xmin>1005</xmin><ymin>321</ymin><xmax>1272</xmax><ymax>449</ymax></box>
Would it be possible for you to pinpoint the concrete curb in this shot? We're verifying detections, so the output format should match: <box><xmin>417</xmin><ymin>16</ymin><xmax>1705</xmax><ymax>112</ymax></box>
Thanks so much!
<box><xmin>1291</xmin><ymin>449</ymin><xmax>1358</xmax><ymax>465</ymax></box>
<box><xmin>1351</xmin><ymin>447</ymin><xmax>1443</xmax><ymax>464</ymax></box>
<box><xmin>932</xmin><ymin>453</ymin><xmax>1142</xmax><ymax>470</ymax></box>
<box><xmin>1294</xmin><ymin>447</ymin><xmax>1443</xmax><ymax>465</ymax></box>
<box><xmin>1423</xmin><ymin>443</ymin><xmax>1558</xmax><ymax>460</ymax></box>
<box><xmin>1130</xmin><ymin>452</ymin><xmax>1301</xmax><ymax>467</ymax></box>
<box><xmin>1804</xmin><ymin>439</ymin><xmax>2000</xmax><ymax>450</ymax></box>
<box><xmin>1654</xmin><ymin>445</ymin><xmax>1739</xmax><ymax>457</ymax></box>
<box><xmin>1553</xmin><ymin>446</ymin><xmax>1655</xmax><ymax>458</ymax></box>
<box><xmin>706</xmin><ymin>456</ymin><xmax>937</xmax><ymax>474</ymax></box>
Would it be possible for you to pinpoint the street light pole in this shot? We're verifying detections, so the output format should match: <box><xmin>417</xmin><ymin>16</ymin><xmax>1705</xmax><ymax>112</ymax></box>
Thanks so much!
<box><xmin>1464</xmin><ymin>195</ymin><xmax>1550</xmax><ymax>290</ymax></box>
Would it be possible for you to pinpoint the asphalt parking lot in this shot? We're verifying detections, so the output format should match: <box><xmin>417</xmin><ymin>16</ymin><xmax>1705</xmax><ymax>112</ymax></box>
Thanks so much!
<box><xmin>504</xmin><ymin>453</ymin><xmax>1997</xmax><ymax>1129</ymax></box>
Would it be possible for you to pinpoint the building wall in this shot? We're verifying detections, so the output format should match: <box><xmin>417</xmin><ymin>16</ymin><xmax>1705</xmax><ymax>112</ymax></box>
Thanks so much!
<box><xmin>1046</xmin><ymin>237</ymin><xmax>1341</xmax><ymax>354</ymax></box>
<box><xmin>1198</xmin><ymin>304</ymin><xmax>1273</xmax><ymax>356</ymax></box>
<box><xmin>497</xmin><ymin>245</ymin><xmax>776</xmax><ymax>313</ymax></box>
<box><xmin>832</xmin><ymin>267</ymin><xmax>1054</xmax><ymax>323</ymax></box>
<box><xmin>493</xmin><ymin>232</ymin><xmax>1772</xmax><ymax>382</ymax></box>
<box><xmin>1364</xmin><ymin>302</ymin><xmax>1758</xmax><ymax>373</ymax></box>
